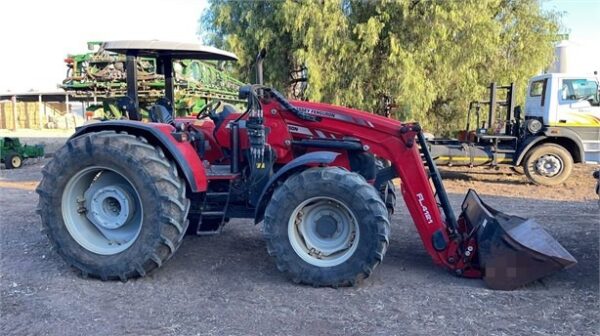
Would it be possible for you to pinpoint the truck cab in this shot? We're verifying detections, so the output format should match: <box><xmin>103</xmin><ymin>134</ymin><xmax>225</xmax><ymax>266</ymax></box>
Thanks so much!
<box><xmin>524</xmin><ymin>73</ymin><xmax>600</xmax><ymax>164</ymax></box>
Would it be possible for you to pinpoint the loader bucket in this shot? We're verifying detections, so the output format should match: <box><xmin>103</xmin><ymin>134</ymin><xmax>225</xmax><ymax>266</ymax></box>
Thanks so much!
<box><xmin>460</xmin><ymin>190</ymin><xmax>577</xmax><ymax>290</ymax></box>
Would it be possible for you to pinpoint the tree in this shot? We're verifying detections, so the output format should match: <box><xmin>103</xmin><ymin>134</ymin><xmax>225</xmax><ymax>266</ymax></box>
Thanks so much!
<box><xmin>201</xmin><ymin>0</ymin><xmax>560</xmax><ymax>133</ymax></box>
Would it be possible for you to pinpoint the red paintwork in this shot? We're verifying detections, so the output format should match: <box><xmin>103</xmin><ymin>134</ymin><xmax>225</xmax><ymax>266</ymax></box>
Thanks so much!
<box><xmin>268</xmin><ymin>99</ymin><xmax>476</xmax><ymax>274</ymax></box>
<box><xmin>152</xmin><ymin>123</ymin><xmax>208</xmax><ymax>192</ymax></box>
<box><xmin>212</xmin><ymin>102</ymin><xmax>295</xmax><ymax>164</ymax></box>
<box><xmin>186</xmin><ymin>119</ymin><xmax>225</xmax><ymax>163</ymax></box>
<box><xmin>173</xmin><ymin>97</ymin><xmax>478</xmax><ymax>276</ymax></box>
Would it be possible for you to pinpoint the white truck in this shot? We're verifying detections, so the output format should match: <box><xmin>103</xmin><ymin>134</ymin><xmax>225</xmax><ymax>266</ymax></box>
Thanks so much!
<box><xmin>429</xmin><ymin>72</ymin><xmax>600</xmax><ymax>185</ymax></box>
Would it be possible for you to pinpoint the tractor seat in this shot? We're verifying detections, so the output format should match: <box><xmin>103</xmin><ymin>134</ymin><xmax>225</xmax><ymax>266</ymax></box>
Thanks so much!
<box><xmin>213</xmin><ymin>103</ymin><xmax>238</xmax><ymax>131</ymax></box>
<box><xmin>149</xmin><ymin>97</ymin><xmax>174</xmax><ymax>124</ymax></box>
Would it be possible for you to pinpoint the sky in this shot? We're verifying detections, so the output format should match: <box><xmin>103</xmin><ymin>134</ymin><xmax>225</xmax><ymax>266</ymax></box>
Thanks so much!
<box><xmin>0</xmin><ymin>0</ymin><xmax>209</xmax><ymax>92</ymax></box>
<box><xmin>542</xmin><ymin>0</ymin><xmax>600</xmax><ymax>72</ymax></box>
<box><xmin>543</xmin><ymin>0</ymin><xmax>599</xmax><ymax>41</ymax></box>
<box><xmin>0</xmin><ymin>0</ymin><xmax>598</xmax><ymax>93</ymax></box>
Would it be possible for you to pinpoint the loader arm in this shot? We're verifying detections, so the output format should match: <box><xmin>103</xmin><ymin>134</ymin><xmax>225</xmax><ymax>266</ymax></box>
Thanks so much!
<box><xmin>389</xmin><ymin>125</ymin><xmax>462</xmax><ymax>269</ymax></box>
<box><xmin>373</xmin><ymin>124</ymin><xmax>481</xmax><ymax>276</ymax></box>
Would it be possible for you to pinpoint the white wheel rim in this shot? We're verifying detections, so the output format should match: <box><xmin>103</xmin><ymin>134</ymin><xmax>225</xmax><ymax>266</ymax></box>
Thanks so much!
<box><xmin>61</xmin><ymin>166</ymin><xmax>143</xmax><ymax>255</ymax></box>
<box><xmin>12</xmin><ymin>156</ymin><xmax>21</xmax><ymax>167</ymax></box>
<box><xmin>288</xmin><ymin>196</ymin><xmax>359</xmax><ymax>267</ymax></box>
<box><xmin>534</xmin><ymin>154</ymin><xmax>563</xmax><ymax>177</ymax></box>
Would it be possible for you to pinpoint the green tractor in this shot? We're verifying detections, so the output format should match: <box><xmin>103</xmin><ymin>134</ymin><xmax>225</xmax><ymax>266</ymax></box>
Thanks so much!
<box><xmin>0</xmin><ymin>137</ymin><xmax>44</xmax><ymax>169</ymax></box>
<box><xmin>60</xmin><ymin>41</ymin><xmax>245</xmax><ymax>119</ymax></box>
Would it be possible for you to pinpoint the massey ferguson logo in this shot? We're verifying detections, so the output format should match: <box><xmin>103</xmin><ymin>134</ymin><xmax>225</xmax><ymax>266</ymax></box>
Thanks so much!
<box><xmin>298</xmin><ymin>107</ymin><xmax>336</xmax><ymax>118</ymax></box>
<box><xmin>416</xmin><ymin>193</ymin><xmax>433</xmax><ymax>224</ymax></box>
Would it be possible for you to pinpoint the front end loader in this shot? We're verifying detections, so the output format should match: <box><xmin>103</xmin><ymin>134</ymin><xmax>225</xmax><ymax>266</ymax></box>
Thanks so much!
<box><xmin>37</xmin><ymin>41</ymin><xmax>576</xmax><ymax>290</ymax></box>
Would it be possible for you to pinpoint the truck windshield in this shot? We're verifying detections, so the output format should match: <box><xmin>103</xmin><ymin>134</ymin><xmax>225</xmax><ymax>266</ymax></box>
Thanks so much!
<box><xmin>561</xmin><ymin>79</ymin><xmax>599</xmax><ymax>105</ymax></box>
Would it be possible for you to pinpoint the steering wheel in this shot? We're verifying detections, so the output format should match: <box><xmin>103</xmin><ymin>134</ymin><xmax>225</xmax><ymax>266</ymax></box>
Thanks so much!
<box><xmin>196</xmin><ymin>99</ymin><xmax>222</xmax><ymax>120</ymax></box>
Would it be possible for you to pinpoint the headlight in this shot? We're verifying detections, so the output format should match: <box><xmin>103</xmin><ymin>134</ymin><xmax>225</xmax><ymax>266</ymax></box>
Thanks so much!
<box><xmin>526</xmin><ymin>119</ymin><xmax>543</xmax><ymax>134</ymax></box>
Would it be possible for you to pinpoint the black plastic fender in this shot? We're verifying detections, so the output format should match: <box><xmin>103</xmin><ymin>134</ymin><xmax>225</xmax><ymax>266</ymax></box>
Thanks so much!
<box><xmin>253</xmin><ymin>151</ymin><xmax>340</xmax><ymax>224</ymax></box>
<box><xmin>514</xmin><ymin>127</ymin><xmax>584</xmax><ymax>165</ymax></box>
<box><xmin>71</xmin><ymin>120</ymin><xmax>207</xmax><ymax>192</ymax></box>
<box><xmin>514</xmin><ymin>135</ymin><xmax>547</xmax><ymax>165</ymax></box>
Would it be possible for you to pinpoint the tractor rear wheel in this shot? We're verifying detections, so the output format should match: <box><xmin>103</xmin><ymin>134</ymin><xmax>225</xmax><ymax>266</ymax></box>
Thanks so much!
<box><xmin>524</xmin><ymin>144</ymin><xmax>573</xmax><ymax>186</ymax></box>
<box><xmin>263</xmin><ymin>167</ymin><xmax>390</xmax><ymax>287</ymax></box>
<box><xmin>4</xmin><ymin>152</ymin><xmax>23</xmax><ymax>169</ymax></box>
<box><xmin>36</xmin><ymin>131</ymin><xmax>190</xmax><ymax>280</ymax></box>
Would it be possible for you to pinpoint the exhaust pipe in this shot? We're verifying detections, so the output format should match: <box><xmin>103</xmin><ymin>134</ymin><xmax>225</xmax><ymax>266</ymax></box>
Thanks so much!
<box><xmin>255</xmin><ymin>48</ymin><xmax>267</xmax><ymax>85</ymax></box>
<box><xmin>460</xmin><ymin>190</ymin><xmax>577</xmax><ymax>290</ymax></box>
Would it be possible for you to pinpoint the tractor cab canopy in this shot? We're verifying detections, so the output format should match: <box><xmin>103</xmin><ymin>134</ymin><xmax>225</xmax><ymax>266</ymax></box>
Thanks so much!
<box><xmin>102</xmin><ymin>40</ymin><xmax>238</xmax><ymax>121</ymax></box>
<box><xmin>102</xmin><ymin>40</ymin><xmax>238</xmax><ymax>61</ymax></box>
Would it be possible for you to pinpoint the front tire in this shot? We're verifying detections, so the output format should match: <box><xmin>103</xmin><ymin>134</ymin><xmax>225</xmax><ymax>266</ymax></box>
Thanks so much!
<box><xmin>263</xmin><ymin>167</ymin><xmax>390</xmax><ymax>286</ymax></box>
<box><xmin>36</xmin><ymin>131</ymin><xmax>190</xmax><ymax>280</ymax></box>
<box><xmin>524</xmin><ymin>144</ymin><xmax>573</xmax><ymax>186</ymax></box>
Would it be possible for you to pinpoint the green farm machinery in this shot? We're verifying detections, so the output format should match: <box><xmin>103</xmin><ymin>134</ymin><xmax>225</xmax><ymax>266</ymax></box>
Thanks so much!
<box><xmin>60</xmin><ymin>41</ymin><xmax>245</xmax><ymax>119</ymax></box>
<box><xmin>0</xmin><ymin>137</ymin><xmax>44</xmax><ymax>169</ymax></box>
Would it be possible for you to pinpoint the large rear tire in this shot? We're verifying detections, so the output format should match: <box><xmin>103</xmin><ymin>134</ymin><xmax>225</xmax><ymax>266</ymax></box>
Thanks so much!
<box><xmin>36</xmin><ymin>131</ymin><xmax>190</xmax><ymax>280</ymax></box>
<box><xmin>263</xmin><ymin>167</ymin><xmax>390</xmax><ymax>287</ymax></box>
<box><xmin>524</xmin><ymin>144</ymin><xmax>573</xmax><ymax>186</ymax></box>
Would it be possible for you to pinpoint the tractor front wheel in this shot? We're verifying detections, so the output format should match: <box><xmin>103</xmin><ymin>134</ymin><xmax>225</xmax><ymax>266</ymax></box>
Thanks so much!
<box><xmin>36</xmin><ymin>131</ymin><xmax>190</xmax><ymax>280</ymax></box>
<box><xmin>263</xmin><ymin>167</ymin><xmax>390</xmax><ymax>286</ymax></box>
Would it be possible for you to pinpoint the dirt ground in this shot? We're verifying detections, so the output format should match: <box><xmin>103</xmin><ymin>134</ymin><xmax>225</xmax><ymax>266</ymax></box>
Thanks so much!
<box><xmin>1</xmin><ymin>160</ymin><xmax>598</xmax><ymax>336</ymax></box>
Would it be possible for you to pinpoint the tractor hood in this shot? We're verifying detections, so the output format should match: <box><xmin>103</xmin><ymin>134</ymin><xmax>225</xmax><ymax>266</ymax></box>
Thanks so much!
<box><xmin>289</xmin><ymin>100</ymin><xmax>405</xmax><ymax>136</ymax></box>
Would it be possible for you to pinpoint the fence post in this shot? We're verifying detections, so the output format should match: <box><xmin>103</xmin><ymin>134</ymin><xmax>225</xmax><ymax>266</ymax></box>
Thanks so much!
<box><xmin>11</xmin><ymin>95</ymin><xmax>17</xmax><ymax>130</ymax></box>
<box><xmin>0</xmin><ymin>103</ymin><xmax>5</xmax><ymax>129</ymax></box>
<box><xmin>24</xmin><ymin>101</ymin><xmax>30</xmax><ymax>128</ymax></box>
<box><xmin>38</xmin><ymin>94</ymin><xmax>43</xmax><ymax>129</ymax></box>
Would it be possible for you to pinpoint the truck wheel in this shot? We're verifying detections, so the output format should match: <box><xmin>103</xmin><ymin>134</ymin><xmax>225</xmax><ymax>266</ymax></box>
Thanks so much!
<box><xmin>36</xmin><ymin>131</ymin><xmax>190</xmax><ymax>280</ymax></box>
<box><xmin>524</xmin><ymin>144</ymin><xmax>573</xmax><ymax>186</ymax></box>
<box><xmin>510</xmin><ymin>166</ymin><xmax>524</xmax><ymax>175</ymax></box>
<box><xmin>263</xmin><ymin>167</ymin><xmax>390</xmax><ymax>286</ymax></box>
<box><xmin>4</xmin><ymin>152</ymin><xmax>23</xmax><ymax>169</ymax></box>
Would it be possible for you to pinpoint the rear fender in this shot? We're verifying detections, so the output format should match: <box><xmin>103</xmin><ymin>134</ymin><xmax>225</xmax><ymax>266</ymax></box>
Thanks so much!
<box><xmin>71</xmin><ymin>121</ymin><xmax>207</xmax><ymax>192</ymax></box>
<box><xmin>253</xmin><ymin>151</ymin><xmax>340</xmax><ymax>224</ymax></box>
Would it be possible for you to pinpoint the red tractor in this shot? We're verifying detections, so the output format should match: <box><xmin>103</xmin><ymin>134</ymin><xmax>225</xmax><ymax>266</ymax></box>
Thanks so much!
<box><xmin>37</xmin><ymin>41</ymin><xmax>576</xmax><ymax>290</ymax></box>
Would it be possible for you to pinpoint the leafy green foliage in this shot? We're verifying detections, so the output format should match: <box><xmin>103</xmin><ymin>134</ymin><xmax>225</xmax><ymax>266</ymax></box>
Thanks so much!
<box><xmin>201</xmin><ymin>0</ymin><xmax>560</xmax><ymax>133</ymax></box>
